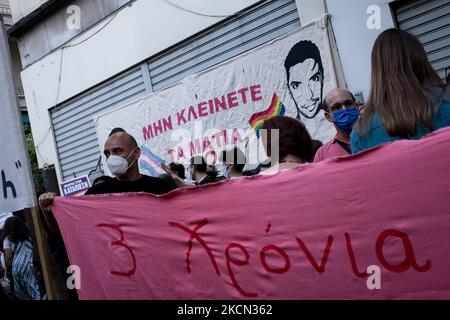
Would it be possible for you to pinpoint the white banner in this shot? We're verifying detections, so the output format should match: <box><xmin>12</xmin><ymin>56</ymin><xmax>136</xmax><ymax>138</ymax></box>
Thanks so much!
<box><xmin>94</xmin><ymin>17</ymin><xmax>337</xmax><ymax>175</ymax></box>
<box><xmin>0</xmin><ymin>22</ymin><xmax>36</xmax><ymax>212</ymax></box>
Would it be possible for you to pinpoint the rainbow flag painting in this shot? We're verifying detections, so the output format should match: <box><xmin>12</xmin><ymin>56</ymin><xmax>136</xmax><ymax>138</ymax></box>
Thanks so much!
<box><xmin>248</xmin><ymin>93</ymin><xmax>286</xmax><ymax>138</ymax></box>
<box><xmin>139</xmin><ymin>145</ymin><xmax>165</xmax><ymax>177</ymax></box>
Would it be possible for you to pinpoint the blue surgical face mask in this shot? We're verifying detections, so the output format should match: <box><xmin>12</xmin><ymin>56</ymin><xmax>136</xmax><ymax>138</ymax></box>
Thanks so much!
<box><xmin>332</xmin><ymin>108</ymin><xmax>359</xmax><ymax>132</ymax></box>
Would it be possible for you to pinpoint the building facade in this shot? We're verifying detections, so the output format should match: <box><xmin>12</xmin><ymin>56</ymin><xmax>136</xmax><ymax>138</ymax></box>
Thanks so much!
<box><xmin>7</xmin><ymin>0</ymin><xmax>450</xmax><ymax>186</ymax></box>
<box><xmin>1</xmin><ymin>0</ymin><xmax>27</xmax><ymax>123</ymax></box>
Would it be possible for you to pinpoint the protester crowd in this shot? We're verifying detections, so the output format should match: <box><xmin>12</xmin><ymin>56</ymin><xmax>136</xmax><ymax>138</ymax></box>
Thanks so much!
<box><xmin>1</xmin><ymin>28</ymin><xmax>449</xmax><ymax>300</ymax></box>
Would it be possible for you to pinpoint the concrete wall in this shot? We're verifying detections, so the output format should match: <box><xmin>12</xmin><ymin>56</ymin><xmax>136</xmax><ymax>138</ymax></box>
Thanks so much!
<box><xmin>297</xmin><ymin>0</ymin><xmax>397</xmax><ymax>101</ymax></box>
<box><xmin>9</xmin><ymin>38</ymin><xmax>26</xmax><ymax>108</ymax></box>
<box><xmin>9</xmin><ymin>0</ymin><xmax>50</xmax><ymax>22</ymax></box>
<box><xmin>296</xmin><ymin>0</ymin><xmax>325</xmax><ymax>25</ymax></box>
<box><xmin>12</xmin><ymin>0</ymin><xmax>263</xmax><ymax>181</ymax></box>
<box><xmin>16</xmin><ymin>0</ymin><xmax>132</xmax><ymax>67</ymax></box>
<box><xmin>9</xmin><ymin>0</ymin><xmax>49</xmax><ymax>23</ymax></box>
<box><xmin>0</xmin><ymin>0</ymin><xmax>13</xmax><ymax>26</ymax></box>
<box><xmin>1</xmin><ymin>0</ymin><xmax>25</xmax><ymax>109</ymax></box>
<box><xmin>325</xmin><ymin>0</ymin><xmax>396</xmax><ymax>103</ymax></box>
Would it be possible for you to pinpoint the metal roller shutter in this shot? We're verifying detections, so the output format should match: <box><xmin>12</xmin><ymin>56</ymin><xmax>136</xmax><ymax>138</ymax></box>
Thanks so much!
<box><xmin>394</xmin><ymin>0</ymin><xmax>450</xmax><ymax>80</ymax></box>
<box><xmin>50</xmin><ymin>0</ymin><xmax>301</xmax><ymax>181</ymax></box>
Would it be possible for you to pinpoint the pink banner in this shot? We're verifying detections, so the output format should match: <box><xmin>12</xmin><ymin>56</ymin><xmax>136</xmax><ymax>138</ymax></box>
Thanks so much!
<box><xmin>52</xmin><ymin>127</ymin><xmax>450</xmax><ymax>300</ymax></box>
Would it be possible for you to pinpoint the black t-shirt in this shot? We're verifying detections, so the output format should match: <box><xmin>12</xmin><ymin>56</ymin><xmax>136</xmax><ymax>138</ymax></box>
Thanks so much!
<box><xmin>84</xmin><ymin>175</ymin><xmax>175</xmax><ymax>195</ymax></box>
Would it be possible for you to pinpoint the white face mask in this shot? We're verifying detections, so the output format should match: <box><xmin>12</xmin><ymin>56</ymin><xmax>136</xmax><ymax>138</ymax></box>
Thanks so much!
<box><xmin>106</xmin><ymin>147</ymin><xmax>137</xmax><ymax>176</ymax></box>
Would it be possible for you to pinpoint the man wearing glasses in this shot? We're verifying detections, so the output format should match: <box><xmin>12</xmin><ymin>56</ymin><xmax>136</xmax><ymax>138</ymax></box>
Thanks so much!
<box><xmin>313</xmin><ymin>88</ymin><xmax>360</xmax><ymax>162</ymax></box>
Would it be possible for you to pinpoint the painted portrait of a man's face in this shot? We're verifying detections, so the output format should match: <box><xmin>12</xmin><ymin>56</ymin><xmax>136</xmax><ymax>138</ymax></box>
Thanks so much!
<box><xmin>285</xmin><ymin>41</ymin><xmax>324</xmax><ymax>119</ymax></box>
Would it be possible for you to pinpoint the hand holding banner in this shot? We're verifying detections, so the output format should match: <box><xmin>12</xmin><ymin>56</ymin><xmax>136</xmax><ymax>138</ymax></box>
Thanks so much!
<box><xmin>53</xmin><ymin>127</ymin><xmax>450</xmax><ymax>300</ymax></box>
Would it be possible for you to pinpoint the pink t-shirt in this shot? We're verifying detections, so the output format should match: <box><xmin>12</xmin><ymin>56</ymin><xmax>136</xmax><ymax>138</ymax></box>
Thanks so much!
<box><xmin>314</xmin><ymin>136</ymin><xmax>351</xmax><ymax>162</ymax></box>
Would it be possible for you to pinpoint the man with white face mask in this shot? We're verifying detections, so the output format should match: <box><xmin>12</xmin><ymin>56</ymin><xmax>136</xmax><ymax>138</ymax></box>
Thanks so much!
<box><xmin>36</xmin><ymin>130</ymin><xmax>175</xmax><ymax>300</ymax></box>
<box><xmin>38</xmin><ymin>131</ymin><xmax>175</xmax><ymax>211</ymax></box>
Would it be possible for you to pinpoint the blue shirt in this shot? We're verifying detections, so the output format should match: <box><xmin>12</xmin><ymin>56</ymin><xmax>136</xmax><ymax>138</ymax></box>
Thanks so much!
<box><xmin>350</xmin><ymin>89</ymin><xmax>450</xmax><ymax>153</ymax></box>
